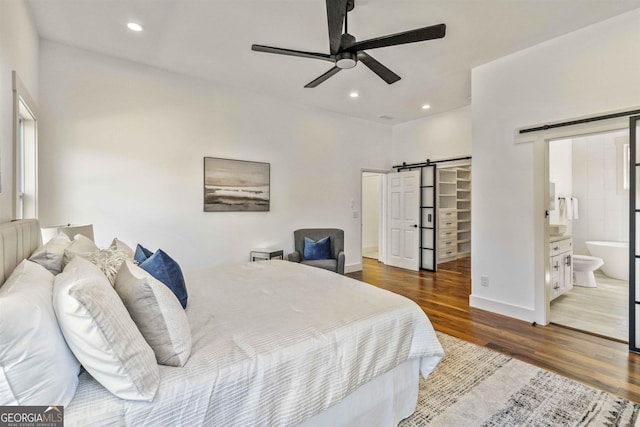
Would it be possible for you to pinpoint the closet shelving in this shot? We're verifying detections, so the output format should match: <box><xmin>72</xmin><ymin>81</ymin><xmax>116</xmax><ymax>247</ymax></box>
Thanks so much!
<box><xmin>456</xmin><ymin>166</ymin><xmax>471</xmax><ymax>257</ymax></box>
<box><xmin>437</xmin><ymin>164</ymin><xmax>472</xmax><ymax>264</ymax></box>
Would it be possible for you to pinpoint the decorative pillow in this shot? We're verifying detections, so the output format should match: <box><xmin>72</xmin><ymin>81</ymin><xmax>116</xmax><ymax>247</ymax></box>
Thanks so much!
<box><xmin>0</xmin><ymin>260</ymin><xmax>80</xmax><ymax>405</ymax></box>
<box><xmin>134</xmin><ymin>244</ymin><xmax>153</xmax><ymax>264</ymax></box>
<box><xmin>53</xmin><ymin>257</ymin><xmax>159</xmax><ymax>401</ymax></box>
<box><xmin>110</xmin><ymin>238</ymin><xmax>134</xmax><ymax>259</ymax></box>
<box><xmin>115</xmin><ymin>261</ymin><xmax>192</xmax><ymax>367</ymax></box>
<box><xmin>86</xmin><ymin>248</ymin><xmax>129</xmax><ymax>286</ymax></box>
<box><xmin>139</xmin><ymin>250</ymin><xmax>188</xmax><ymax>309</ymax></box>
<box><xmin>62</xmin><ymin>234</ymin><xmax>99</xmax><ymax>267</ymax></box>
<box><xmin>28</xmin><ymin>232</ymin><xmax>72</xmax><ymax>274</ymax></box>
<box><xmin>303</xmin><ymin>236</ymin><xmax>332</xmax><ymax>260</ymax></box>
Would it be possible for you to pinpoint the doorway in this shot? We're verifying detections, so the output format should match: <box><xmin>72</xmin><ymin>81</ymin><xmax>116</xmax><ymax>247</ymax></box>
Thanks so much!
<box><xmin>361</xmin><ymin>171</ymin><xmax>384</xmax><ymax>261</ymax></box>
<box><xmin>361</xmin><ymin>168</ymin><xmax>422</xmax><ymax>270</ymax></box>
<box><xmin>363</xmin><ymin>158</ymin><xmax>471</xmax><ymax>272</ymax></box>
<box><xmin>548</xmin><ymin>129</ymin><xmax>629</xmax><ymax>342</ymax></box>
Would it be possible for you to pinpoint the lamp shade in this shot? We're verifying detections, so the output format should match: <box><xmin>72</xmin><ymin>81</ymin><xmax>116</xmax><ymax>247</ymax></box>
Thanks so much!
<box><xmin>41</xmin><ymin>224</ymin><xmax>94</xmax><ymax>243</ymax></box>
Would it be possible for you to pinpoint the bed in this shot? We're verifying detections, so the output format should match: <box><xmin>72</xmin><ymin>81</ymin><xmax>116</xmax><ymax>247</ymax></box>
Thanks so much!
<box><xmin>0</xmin><ymin>219</ymin><xmax>444</xmax><ymax>426</ymax></box>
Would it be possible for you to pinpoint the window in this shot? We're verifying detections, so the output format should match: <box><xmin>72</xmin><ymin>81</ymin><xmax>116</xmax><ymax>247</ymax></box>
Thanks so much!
<box><xmin>615</xmin><ymin>134</ymin><xmax>630</xmax><ymax>194</ymax></box>
<box><xmin>13</xmin><ymin>71</ymin><xmax>38</xmax><ymax>219</ymax></box>
<box><xmin>623</xmin><ymin>143</ymin><xmax>630</xmax><ymax>191</ymax></box>
<box><xmin>17</xmin><ymin>116</ymin><xmax>25</xmax><ymax>218</ymax></box>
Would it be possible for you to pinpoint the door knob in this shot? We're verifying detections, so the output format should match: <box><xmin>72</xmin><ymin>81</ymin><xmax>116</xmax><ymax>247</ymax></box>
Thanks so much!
<box><xmin>411</xmin><ymin>224</ymin><xmax>418</xmax><ymax>228</ymax></box>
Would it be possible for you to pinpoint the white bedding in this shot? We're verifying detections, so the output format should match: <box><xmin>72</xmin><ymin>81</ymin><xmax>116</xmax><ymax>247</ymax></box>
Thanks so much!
<box><xmin>65</xmin><ymin>260</ymin><xmax>443</xmax><ymax>426</ymax></box>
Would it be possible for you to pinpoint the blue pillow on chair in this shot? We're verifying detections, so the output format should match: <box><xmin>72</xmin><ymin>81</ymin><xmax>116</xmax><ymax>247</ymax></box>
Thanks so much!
<box><xmin>134</xmin><ymin>244</ymin><xmax>153</xmax><ymax>264</ymax></box>
<box><xmin>303</xmin><ymin>236</ymin><xmax>331</xmax><ymax>260</ymax></box>
<box><xmin>139</xmin><ymin>249</ymin><xmax>188</xmax><ymax>309</ymax></box>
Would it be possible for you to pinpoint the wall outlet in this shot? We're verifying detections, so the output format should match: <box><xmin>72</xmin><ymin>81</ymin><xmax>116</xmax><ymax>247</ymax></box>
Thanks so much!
<box><xmin>352</xmin><ymin>211</ymin><xmax>358</xmax><ymax>219</ymax></box>
<box><xmin>481</xmin><ymin>275</ymin><xmax>489</xmax><ymax>287</ymax></box>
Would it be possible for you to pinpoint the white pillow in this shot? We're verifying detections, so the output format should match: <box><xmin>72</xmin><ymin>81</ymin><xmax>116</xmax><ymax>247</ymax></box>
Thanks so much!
<box><xmin>53</xmin><ymin>257</ymin><xmax>159</xmax><ymax>401</ymax></box>
<box><xmin>115</xmin><ymin>261</ymin><xmax>192</xmax><ymax>367</ymax></box>
<box><xmin>110</xmin><ymin>238</ymin><xmax>134</xmax><ymax>259</ymax></box>
<box><xmin>28</xmin><ymin>233</ymin><xmax>72</xmax><ymax>274</ymax></box>
<box><xmin>0</xmin><ymin>260</ymin><xmax>80</xmax><ymax>405</ymax></box>
<box><xmin>62</xmin><ymin>234</ymin><xmax>99</xmax><ymax>267</ymax></box>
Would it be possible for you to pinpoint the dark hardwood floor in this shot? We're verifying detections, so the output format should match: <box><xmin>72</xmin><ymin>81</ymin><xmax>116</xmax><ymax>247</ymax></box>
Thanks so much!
<box><xmin>348</xmin><ymin>256</ymin><xmax>640</xmax><ymax>403</ymax></box>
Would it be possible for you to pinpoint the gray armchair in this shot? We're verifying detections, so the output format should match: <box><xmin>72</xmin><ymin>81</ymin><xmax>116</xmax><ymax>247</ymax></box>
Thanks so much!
<box><xmin>288</xmin><ymin>228</ymin><xmax>345</xmax><ymax>274</ymax></box>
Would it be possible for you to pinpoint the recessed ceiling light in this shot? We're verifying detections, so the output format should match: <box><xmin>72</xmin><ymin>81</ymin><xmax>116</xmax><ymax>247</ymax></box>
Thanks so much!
<box><xmin>349</xmin><ymin>92</ymin><xmax>359</xmax><ymax>98</ymax></box>
<box><xmin>127</xmin><ymin>22</ymin><xmax>143</xmax><ymax>32</ymax></box>
<box><xmin>421</xmin><ymin>104</ymin><xmax>431</xmax><ymax>110</ymax></box>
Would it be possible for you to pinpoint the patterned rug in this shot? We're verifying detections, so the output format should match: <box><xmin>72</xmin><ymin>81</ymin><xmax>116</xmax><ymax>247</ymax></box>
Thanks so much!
<box><xmin>401</xmin><ymin>333</ymin><xmax>640</xmax><ymax>426</ymax></box>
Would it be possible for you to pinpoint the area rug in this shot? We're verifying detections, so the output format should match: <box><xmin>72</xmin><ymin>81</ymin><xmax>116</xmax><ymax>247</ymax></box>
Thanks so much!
<box><xmin>401</xmin><ymin>332</ymin><xmax>640</xmax><ymax>426</ymax></box>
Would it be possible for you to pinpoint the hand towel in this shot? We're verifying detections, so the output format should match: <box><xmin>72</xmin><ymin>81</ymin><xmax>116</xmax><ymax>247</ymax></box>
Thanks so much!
<box><xmin>571</xmin><ymin>197</ymin><xmax>579</xmax><ymax>219</ymax></box>
<box><xmin>558</xmin><ymin>198</ymin><xmax>567</xmax><ymax>220</ymax></box>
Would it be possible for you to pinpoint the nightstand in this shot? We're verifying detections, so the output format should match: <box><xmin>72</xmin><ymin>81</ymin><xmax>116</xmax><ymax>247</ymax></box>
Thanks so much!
<box><xmin>250</xmin><ymin>247</ymin><xmax>284</xmax><ymax>261</ymax></box>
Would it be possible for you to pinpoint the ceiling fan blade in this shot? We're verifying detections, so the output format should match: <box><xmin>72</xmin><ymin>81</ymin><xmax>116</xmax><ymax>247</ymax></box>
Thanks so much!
<box><xmin>326</xmin><ymin>0</ymin><xmax>347</xmax><ymax>55</ymax></box>
<box><xmin>304</xmin><ymin>67</ymin><xmax>342</xmax><ymax>88</ymax></box>
<box><xmin>251</xmin><ymin>45</ymin><xmax>334</xmax><ymax>62</ymax></box>
<box><xmin>357</xmin><ymin>52</ymin><xmax>401</xmax><ymax>85</ymax></box>
<box><xmin>344</xmin><ymin>23</ymin><xmax>446</xmax><ymax>52</ymax></box>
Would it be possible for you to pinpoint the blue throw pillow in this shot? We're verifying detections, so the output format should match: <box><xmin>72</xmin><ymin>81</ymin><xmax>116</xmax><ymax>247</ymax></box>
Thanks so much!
<box><xmin>134</xmin><ymin>244</ymin><xmax>153</xmax><ymax>264</ymax></box>
<box><xmin>303</xmin><ymin>236</ymin><xmax>331</xmax><ymax>261</ymax></box>
<box><xmin>139</xmin><ymin>249</ymin><xmax>188</xmax><ymax>309</ymax></box>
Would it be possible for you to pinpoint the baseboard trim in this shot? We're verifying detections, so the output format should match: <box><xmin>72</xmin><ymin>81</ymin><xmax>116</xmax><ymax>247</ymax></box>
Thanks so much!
<box><xmin>469</xmin><ymin>295</ymin><xmax>536</xmax><ymax>323</ymax></box>
<box><xmin>345</xmin><ymin>262</ymin><xmax>362</xmax><ymax>273</ymax></box>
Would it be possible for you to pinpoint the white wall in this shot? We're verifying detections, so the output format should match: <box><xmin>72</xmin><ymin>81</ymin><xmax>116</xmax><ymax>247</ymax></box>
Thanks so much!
<box><xmin>391</xmin><ymin>106</ymin><xmax>471</xmax><ymax>164</ymax></box>
<box><xmin>572</xmin><ymin>130</ymin><xmax>629</xmax><ymax>254</ymax></box>
<box><xmin>548</xmin><ymin>138</ymin><xmax>572</xmax><ymax>230</ymax></box>
<box><xmin>361</xmin><ymin>174</ymin><xmax>381</xmax><ymax>251</ymax></box>
<box><xmin>0</xmin><ymin>0</ymin><xmax>39</xmax><ymax>222</ymax></box>
<box><xmin>38</xmin><ymin>41</ymin><xmax>392</xmax><ymax>270</ymax></box>
<box><xmin>471</xmin><ymin>9</ymin><xmax>640</xmax><ymax>323</ymax></box>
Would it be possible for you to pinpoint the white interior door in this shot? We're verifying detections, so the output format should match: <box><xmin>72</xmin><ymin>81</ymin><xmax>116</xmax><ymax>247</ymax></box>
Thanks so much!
<box><xmin>387</xmin><ymin>170</ymin><xmax>420</xmax><ymax>271</ymax></box>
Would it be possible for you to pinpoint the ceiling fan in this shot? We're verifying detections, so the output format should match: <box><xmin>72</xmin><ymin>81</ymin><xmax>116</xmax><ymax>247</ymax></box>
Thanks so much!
<box><xmin>251</xmin><ymin>0</ymin><xmax>446</xmax><ymax>88</ymax></box>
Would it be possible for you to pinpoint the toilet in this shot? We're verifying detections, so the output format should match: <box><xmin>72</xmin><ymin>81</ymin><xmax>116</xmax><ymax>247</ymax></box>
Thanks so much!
<box><xmin>572</xmin><ymin>255</ymin><xmax>604</xmax><ymax>287</ymax></box>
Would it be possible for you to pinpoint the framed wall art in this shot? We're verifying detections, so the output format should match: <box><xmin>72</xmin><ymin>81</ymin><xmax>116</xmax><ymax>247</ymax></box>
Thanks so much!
<box><xmin>203</xmin><ymin>157</ymin><xmax>270</xmax><ymax>212</ymax></box>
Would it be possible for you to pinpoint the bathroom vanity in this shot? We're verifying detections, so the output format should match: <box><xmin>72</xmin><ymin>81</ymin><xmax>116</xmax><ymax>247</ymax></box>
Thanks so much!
<box><xmin>550</xmin><ymin>236</ymin><xmax>573</xmax><ymax>300</ymax></box>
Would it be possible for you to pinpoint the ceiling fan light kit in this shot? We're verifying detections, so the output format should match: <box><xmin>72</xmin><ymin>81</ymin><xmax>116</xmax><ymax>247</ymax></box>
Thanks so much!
<box><xmin>251</xmin><ymin>0</ymin><xmax>446</xmax><ymax>88</ymax></box>
<box><xmin>336</xmin><ymin>51</ymin><xmax>357</xmax><ymax>69</ymax></box>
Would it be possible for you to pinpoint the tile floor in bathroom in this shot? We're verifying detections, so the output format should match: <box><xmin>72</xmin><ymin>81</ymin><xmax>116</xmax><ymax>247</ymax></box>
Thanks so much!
<box><xmin>550</xmin><ymin>271</ymin><xmax>628</xmax><ymax>342</ymax></box>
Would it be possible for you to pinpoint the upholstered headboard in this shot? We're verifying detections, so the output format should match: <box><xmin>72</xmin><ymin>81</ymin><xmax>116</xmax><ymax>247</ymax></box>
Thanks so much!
<box><xmin>0</xmin><ymin>219</ymin><xmax>41</xmax><ymax>285</ymax></box>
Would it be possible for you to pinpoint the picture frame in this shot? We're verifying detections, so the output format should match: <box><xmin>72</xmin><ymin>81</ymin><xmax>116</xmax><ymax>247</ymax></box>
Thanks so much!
<box><xmin>203</xmin><ymin>157</ymin><xmax>270</xmax><ymax>212</ymax></box>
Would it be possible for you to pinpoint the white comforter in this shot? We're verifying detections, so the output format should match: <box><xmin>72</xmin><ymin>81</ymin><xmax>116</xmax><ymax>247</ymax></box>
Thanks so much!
<box><xmin>65</xmin><ymin>261</ymin><xmax>443</xmax><ymax>426</ymax></box>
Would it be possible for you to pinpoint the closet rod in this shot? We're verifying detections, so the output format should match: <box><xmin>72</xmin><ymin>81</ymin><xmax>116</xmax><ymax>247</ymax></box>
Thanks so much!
<box><xmin>519</xmin><ymin>109</ymin><xmax>640</xmax><ymax>134</ymax></box>
<box><xmin>393</xmin><ymin>155</ymin><xmax>472</xmax><ymax>171</ymax></box>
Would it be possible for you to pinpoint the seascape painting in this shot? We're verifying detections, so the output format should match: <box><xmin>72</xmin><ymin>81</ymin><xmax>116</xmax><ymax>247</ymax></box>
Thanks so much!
<box><xmin>204</xmin><ymin>157</ymin><xmax>270</xmax><ymax>212</ymax></box>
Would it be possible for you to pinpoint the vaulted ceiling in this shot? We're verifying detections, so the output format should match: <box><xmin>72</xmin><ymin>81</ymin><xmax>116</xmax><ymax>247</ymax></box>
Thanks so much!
<box><xmin>26</xmin><ymin>0</ymin><xmax>640</xmax><ymax>124</ymax></box>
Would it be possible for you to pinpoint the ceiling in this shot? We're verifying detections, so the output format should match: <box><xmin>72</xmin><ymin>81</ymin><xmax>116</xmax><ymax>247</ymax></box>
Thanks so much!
<box><xmin>25</xmin><ymin>0</ymin><xmax>640</xmax><ymax>124</ymax></box>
